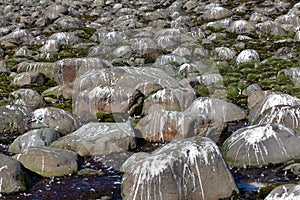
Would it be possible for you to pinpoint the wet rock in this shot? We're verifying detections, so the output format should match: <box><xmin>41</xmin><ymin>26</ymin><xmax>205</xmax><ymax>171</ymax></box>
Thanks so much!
<box><xmin>27</xmin><ymin>107</ymin><xmax>79</xmax><ymax>135</ymax></box>
<box><xmin>122</xmin><ymin>136</ymin><xmax>238</xmax><ymax>200</ymax></box>
<box><xmin>222</xmin><ymin>123</ymin><xmax>300</xmax><ymax>167</ymax></box>
<box><xmin>265</xmin><ymin>184</ymin><xmax>300</xmax><ymax>200</ymax></box>
<box><xmin>0</xmin><ymin>153</ymin><xmax>28</xmax><ymax>195</ymax></box>
<box><xmin>12</xmin><ymin>72</ymin><xmax>46</xmax><ymax>87</ymax></box>
<box><xmin>14</xmin><ymin>146</ymin><xmax>80</xmax><ymax>177</ymax></box>
<box><xmin>10</xmin><ymin>89</ymin><xmax>44</xmax><ymax>108</ymax></box>
<box><xmin>54</xmin><ymin>58</ymin><xmax>112</xmax><ymax>85</ymax></box>
<box><xmin>51</xmin><ymin>122</ymin><xmax>136</xmax><ymax>156</ymax></box>
<box><xmin>236</xmin><ymin>49</ymin><xmax>260</xmax><ymax>64</ymax></box>
<box><xmin>0</xmin><ymin>105</ymin><xmax>33</xmax><ymax>134</ymax></box>
<box><xmin>8</xmin><ymin>128</ymin><xmax>61</xmax><ymax>154</ymax></box>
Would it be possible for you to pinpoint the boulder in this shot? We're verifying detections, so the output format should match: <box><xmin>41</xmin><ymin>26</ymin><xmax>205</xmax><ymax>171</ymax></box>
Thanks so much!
<box><xmin>50</xmin><ymin>122</ymin><xmax>136</xmax><ymax>156</ymax></box>
<box><xmin>236</xmin><ymin>49</ymin><xmax>260</xmax><ymax>64</ymax></box>
<box><xmin>12</xmin><ymin>72</ymin><xmax>46</xmax><ymax>87</ymax></box>
<box><xmin>54</xmin><ymin>58</ymin><xmax>112</xmax><ymax>85</ymax></box>
<box><xmin>255</xmin><ymin>105</ymin><xmax>300</xmax><ymax>133</ymax></box>
<box><xmin>42</xmin><ymin>83</ymin><xmax>73</xmax><ymax>100</ymax></box>
<box><xmin>10</xmin><ymin>89</ymin><xmax>44</xmax><ymax>108</ymax></box>
<box><xmin>248</xmin><ymin>92</ymin><xmax>300</xmax><ymax>124</ymax></box>
<box><xmin>72</xmin><ymin>67</ymin><xmax>181</xmax><ymax>122</ymax></box>
<box><xmin>122</xmin><ymin>136</ymin><xmax>238</xmax><ymax>200</ymax></box>
<box><xmin>202</xmin><ymin>6</ymin><xmax>233</xmax><ymax>20</ymax></box>
<box><xmin>255</xmin><ymin>21</ymin><xmax>287</xmax><ymax>36</ymax></box>
<box><xmin>265</xmin><ymin>184</ymin><xmax>300</xmax><ymax>200</ymax></box>
<box><xmin>14</xmin><ymin>146</ymin><xmax>80</xmax><ymax>177</ymax></box>
<box><xmin>184</xmin><ymin>97</ymin><xmax>247</xmax><ymax>123</ymax></box>
<box><xmin>27</xmin><ymin>107</ymin><xmax>79</xmax><ymax>135</ymax></box>
<box><xmin>228</xmin><ymin>20</ymin><xmax>255</xmax><ymax>33</ymax></box>
<box><xmin>0</xmin><ymin>105</ymin><xmax>33</xmax><ymax>134</ymax></box>
<box><xmin>16</xmin><ymin>61</ymin><xmax>56</xmax><ymax>79</ymax></box>
<box><xmin>9</xmin><ymin>128</ymin><xmax>61</xmax><ymax>154</ymax></box>
<box><xmin>0</xmin><ymin>60</ymin><xmax>10</xmax><ymax>72</ymax></box>
<box><xmin>222</xmin><ymin>123</ymin><xmax>300</xmax><ymax>167</ymax></box>
<box><xmin>136</xmin><ymin>106</ymin><xmax>211</xmax><ymax>142</ymax></box>
<box><xmin>0</xmin><ymin>153</ymin><xmax>28</xmax><ymax>195</ymax></box>
<box><xmin>143</xmin><ymin>87</ymin><xmax>196</xmax><ymax>114</ymax></box>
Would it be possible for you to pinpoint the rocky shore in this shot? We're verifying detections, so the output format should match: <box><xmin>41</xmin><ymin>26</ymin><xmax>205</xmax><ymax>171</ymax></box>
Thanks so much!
<box><xmin>1</xmin><ymin>0</ymin><xmax>300</xmax><ymax>199</ymax></box>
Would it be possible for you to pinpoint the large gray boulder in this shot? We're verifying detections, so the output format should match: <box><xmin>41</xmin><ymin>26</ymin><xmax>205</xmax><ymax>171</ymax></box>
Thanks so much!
<box><xmin>222</xmin><ymin>123</ymin><xmax>300</xmax><ymax>167</ymax></box>
<box><xmin>9</xmin><ymin>128</ymin><xmax>61</xmax><ymax>154</ymax></box>
<box><xmin>265</xmin><ymin>184</ymin><xmax>300</xmax><ymax>200</ymax></box>
<box><xmin>236</xmin><ymin>49</ymin><xmax>260</xmax><ymax>64</ymax></box>
<box><xmin>51</xmin><ymin>122</ymin><xmax>136</xmax><ymax>156</ymax></box>
<box><xmin>14</xmin><ymin>146</ymin><xmax>80</xmax><ymax>177</ymax></box>
<box><xmin>27</xmin><ymin>107</ymin><xmax>79</xmax><ymax>135</ymax></box>
<box><xmin>0</xmin><ymin>153</ymin><xmax>28</xmax><ymax>195</ymax></box>
<box><xmin>121</xmin><ymin>136</ymin><xmax>238</xmax><ymax>200</ymax></box>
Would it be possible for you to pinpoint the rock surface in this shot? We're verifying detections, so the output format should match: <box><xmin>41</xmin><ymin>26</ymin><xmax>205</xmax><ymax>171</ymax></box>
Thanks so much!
<box><xmin>51</xmin><ymin>122</ymin><xmax>136</xmax><ymax>156</ymax></box>
<box><xmin>0</xmin><ymin>153</ymin><xmax>28</xmax><ymax>195</ymax></box>
<box><xmin>14</xmin><ymin>146</ymin><xmax>80</xmax><ymax>177</ymax></box>
<box><xmin>222</xmin><ymin>123</ymin><xmax>300</xmax><ymax>167</ymax></box>
<box><xmin>9</xmin><ymin>128</ymin><xmax>61</xmax><ymax>154</ymax></box>
<box><xmin>122</xmin><ymin>136</ymin><xmax>238</xmax><ymax>200</ymax></box>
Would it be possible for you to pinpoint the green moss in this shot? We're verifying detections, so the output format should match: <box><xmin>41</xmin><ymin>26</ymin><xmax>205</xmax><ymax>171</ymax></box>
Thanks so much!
<box><xmin>194</xmin><ymin>85</ymin><xmax>210</xmax><ymax>97</ymax></box>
